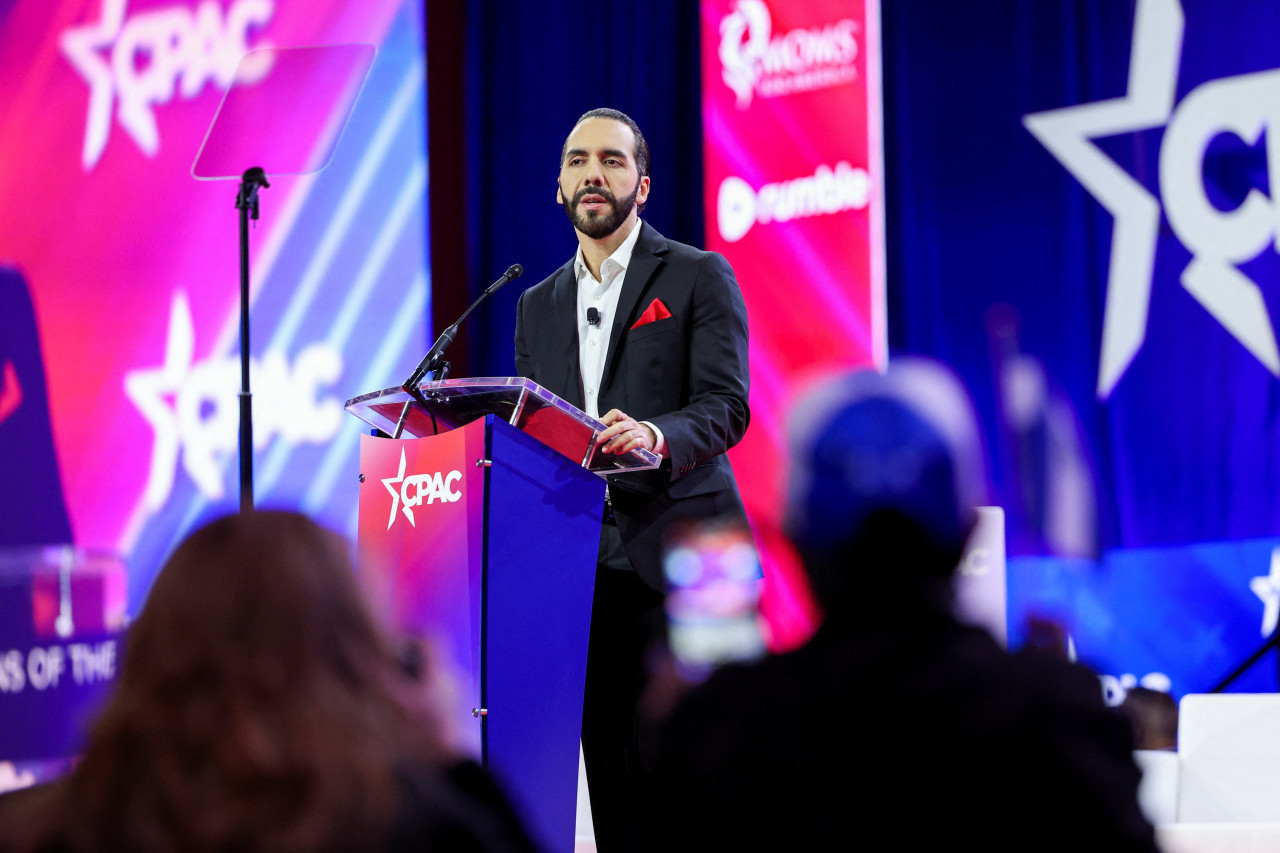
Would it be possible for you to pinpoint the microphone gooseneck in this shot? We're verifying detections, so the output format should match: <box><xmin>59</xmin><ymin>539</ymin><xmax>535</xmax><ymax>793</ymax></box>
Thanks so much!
<box><xmin>402</xmin><ymin>263</ymin><xmax>525</xmax><ymax>391</ymax></box>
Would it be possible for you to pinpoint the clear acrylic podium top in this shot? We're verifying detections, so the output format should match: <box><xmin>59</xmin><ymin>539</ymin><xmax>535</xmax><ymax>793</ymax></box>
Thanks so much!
<box><xmin>344</xmin><ymin>377</ymin><xmax>661</xmax><ymax>475</ymax></box>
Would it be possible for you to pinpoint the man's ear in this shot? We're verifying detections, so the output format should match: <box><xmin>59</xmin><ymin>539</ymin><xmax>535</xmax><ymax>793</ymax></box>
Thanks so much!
<box><xmin>636</xmin><ymin>175</ymin><xmax>651</xmax><ymax>207</ymax></box>
<box><xmin>556</xmin><ymin>180</ymin><xmax>564</xmax><ymax>205</ymax></box>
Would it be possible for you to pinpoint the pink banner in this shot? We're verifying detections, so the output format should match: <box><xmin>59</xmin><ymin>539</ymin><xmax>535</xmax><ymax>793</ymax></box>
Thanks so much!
<box><xmin>702</xmin><ymin>0</ymin><xmax>885</xmax><ymax>647</ymax></box>
<box><xmin>0</xmin><ymin>0</ymin><xmax>429</xmax><ymax>616</ymax></box>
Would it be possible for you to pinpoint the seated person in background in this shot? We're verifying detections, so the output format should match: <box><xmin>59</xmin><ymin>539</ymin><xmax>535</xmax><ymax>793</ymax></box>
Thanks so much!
<box><xmin>646</xmin><ymin>358</ymin><xmax>1157</xmax><ymax>852</ymax></box>
<box><xmin>1119</xmin><ymin>686</ymin><xmax>1179</xmax><ymax>752</ymax></box>
<box><xmin>0</xmin><ymin>511</ymin><xmax>539</xmax><ymax>853</ymax></box>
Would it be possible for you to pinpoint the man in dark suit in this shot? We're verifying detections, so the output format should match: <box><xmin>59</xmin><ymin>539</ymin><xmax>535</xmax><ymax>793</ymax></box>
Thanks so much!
<box><xmin>513</xmin><ymin>108</ymin><xmax>750</xmax><ymax>851</ymax></box>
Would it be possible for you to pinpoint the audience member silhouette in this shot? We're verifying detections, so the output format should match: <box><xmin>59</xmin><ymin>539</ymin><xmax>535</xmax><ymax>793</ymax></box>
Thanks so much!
<box><xmin>646</xmin><ymin>359</ymin><xmax>1158</xmax><ymax>851</ymax></box>
<box><xmin>0</xmin><ymin>511</ymin><xmax>540</xmax><ymax>853</ymax></box>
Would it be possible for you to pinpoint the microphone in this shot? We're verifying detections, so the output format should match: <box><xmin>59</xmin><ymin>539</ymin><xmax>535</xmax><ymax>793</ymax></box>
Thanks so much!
<box><xmin>487</xmin><ymin>263</ymin><xmax>522</xmax><ymax>295</ymax></box>
<box><xmin>402</xmin><ymin>263</ymin><xmax>524</xmax><ymax>391</ymax></box>
<box><xmin>587</xmin><ymin>306</ymin><xmax>600</xmax><ymax>327</ymax></box>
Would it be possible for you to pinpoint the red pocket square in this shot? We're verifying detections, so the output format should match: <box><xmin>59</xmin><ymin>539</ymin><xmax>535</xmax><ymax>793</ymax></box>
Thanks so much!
<box><xmin>631</xmin><ymin>298</ymin><xmax>672</xmax><ymax>329</ymax></box>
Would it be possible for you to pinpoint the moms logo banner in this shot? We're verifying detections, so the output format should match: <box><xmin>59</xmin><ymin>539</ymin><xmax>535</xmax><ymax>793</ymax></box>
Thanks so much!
<box><xmin>717</xmin><ymin>0</ymin><xmax>860</xmax><ymax>109</ymax></box>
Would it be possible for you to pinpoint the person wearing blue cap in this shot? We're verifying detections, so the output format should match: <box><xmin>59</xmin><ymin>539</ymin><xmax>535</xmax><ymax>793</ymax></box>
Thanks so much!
<box><xmin>646</xmin><ymin>358</ymin><xmax>1156</xmax><ymax>852</ymax></box>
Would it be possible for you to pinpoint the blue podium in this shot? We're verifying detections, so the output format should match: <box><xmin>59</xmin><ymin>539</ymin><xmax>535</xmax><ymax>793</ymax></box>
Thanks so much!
<box><xmin>347</xmin><ymin>378</ymin><xmax>657</xmax><ymax>853</ymax></box>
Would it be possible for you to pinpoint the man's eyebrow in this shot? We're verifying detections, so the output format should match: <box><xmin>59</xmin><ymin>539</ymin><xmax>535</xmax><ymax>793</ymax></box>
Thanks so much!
<box><xmin>563</xmin><ymin>147</ymin><xmax>630</xmax><ymax>161</ymax></box>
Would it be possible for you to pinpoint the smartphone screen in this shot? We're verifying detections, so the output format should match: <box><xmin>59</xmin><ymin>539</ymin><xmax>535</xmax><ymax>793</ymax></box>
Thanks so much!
<box><xmin>662</xmin><ymin>519</ymin><xmax>766</xmax><ymax>681</ymax></box>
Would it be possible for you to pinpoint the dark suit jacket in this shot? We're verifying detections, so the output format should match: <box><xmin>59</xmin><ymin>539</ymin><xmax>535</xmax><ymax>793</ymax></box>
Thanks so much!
<box><xmin>514</xmin><ymin>222</ymin><xmax>750</xmax><ymax>589</ymax></box>
<box><xmin>649</xmin><ymin>608</ymin><xmax>1159</xmax><ymax>852</ymax></box>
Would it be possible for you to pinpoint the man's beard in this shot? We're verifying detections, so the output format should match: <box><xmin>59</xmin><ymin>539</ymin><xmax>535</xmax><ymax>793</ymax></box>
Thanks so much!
<box><xmin>560</xmin><ymin>182</ymin><xmax>639</xmax><ymax>239</ymax></box>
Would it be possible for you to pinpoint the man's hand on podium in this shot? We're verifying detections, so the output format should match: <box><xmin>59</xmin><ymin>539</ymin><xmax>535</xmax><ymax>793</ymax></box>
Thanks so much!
<box><xmin>597</xmin><ymin>409</ymin><xmax>665</xmax><ymax>458</ymax></box>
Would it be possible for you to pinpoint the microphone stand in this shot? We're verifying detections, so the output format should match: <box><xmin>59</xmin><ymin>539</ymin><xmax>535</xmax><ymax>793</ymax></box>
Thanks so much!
<box><xmin>235</xmin><ymin>166</ymin><xmax>269</xmax><ymax>513</ymax></box>
<box><xmin>390</xmin><ymin>264</ymin><xmax>523</xmax><ymax>440</ymax></box>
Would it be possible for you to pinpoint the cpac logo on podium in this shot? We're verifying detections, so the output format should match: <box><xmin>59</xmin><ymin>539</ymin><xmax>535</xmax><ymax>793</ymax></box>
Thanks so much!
<box><xmin>381</xmin><ymin>448</ymin><xmax>462</xmax><ymax>530</ymax></box>
<box><xmin>1025</xmin><ymin>0</ymin><xmax>1280</xmax><ymax>397</ymax></box>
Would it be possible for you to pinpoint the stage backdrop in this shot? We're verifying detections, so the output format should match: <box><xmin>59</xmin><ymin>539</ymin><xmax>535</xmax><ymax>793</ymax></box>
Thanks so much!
<box><xmin>703</xmin><ymin>0</ymin><xmax>885</xmax><ymax>648</ymax></box>
<box><xmin>0</xmin><ymin>0</ymin><xmax>430</xmax><ymax>613</ymax></box>
<box><xmin>884</xmin><ymin>0</ymin><xmax>1280</xmax><ymax>699</ymax></box>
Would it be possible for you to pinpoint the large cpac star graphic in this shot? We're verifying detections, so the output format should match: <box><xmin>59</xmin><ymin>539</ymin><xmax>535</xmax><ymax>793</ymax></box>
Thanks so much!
<box><xmin>1024</xmin><ymin>0</ymin><xmax>1280</xmax><ymax>397</ymax></box>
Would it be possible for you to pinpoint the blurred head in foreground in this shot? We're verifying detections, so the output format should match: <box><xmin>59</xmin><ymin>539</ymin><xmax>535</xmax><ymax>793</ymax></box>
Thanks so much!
<box><xmin>647</xmin><ymin>361</ymin><xmax>1159</xmax><ymax>852</ymax></box>
<box><xmin>785</xmin><ymin>358</ymin><xmax>987</xmax><ymax>619</ymax></box>
<box><xmin>1119</xmin><ymin>686</ymin><xmax>1179</xmax><ymax>751</ymax></box>
<box><xmin>21</xmin><ymin>511</ymin><xmax>444</xmax><ymax>851</ymax></box>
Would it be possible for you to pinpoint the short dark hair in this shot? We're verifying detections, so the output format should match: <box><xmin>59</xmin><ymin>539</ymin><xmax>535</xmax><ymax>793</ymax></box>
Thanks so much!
<box><xmin>562</xmin><ymin>107</ymin><xmax>651</xmax><ymax>179</ymax></box>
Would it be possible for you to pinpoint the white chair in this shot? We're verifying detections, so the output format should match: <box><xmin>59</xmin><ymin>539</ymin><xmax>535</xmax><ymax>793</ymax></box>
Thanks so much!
<box><xmin>1153</xmin><ymin>694</ymin><xmax>1280</xmax><ymax>853</ymax></box>
<box><xmin>1177</xmin><ymin>693</ymin><xmax>1280</xmax><ymax>822</ymax></box>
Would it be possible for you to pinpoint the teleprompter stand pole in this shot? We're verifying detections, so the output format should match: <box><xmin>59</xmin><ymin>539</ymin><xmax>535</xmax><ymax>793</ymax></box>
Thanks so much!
<box><xmin>235</xmin><ymin>166</ymin><xmax>270</xmax><ymax>513</ymax></box>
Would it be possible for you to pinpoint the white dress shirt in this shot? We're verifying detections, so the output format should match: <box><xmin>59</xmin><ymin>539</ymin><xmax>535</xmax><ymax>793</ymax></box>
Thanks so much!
<box><xmin>573</xmin><ymin>221</ymin><xmax>665</xmax><ymax>453</ymax></box>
